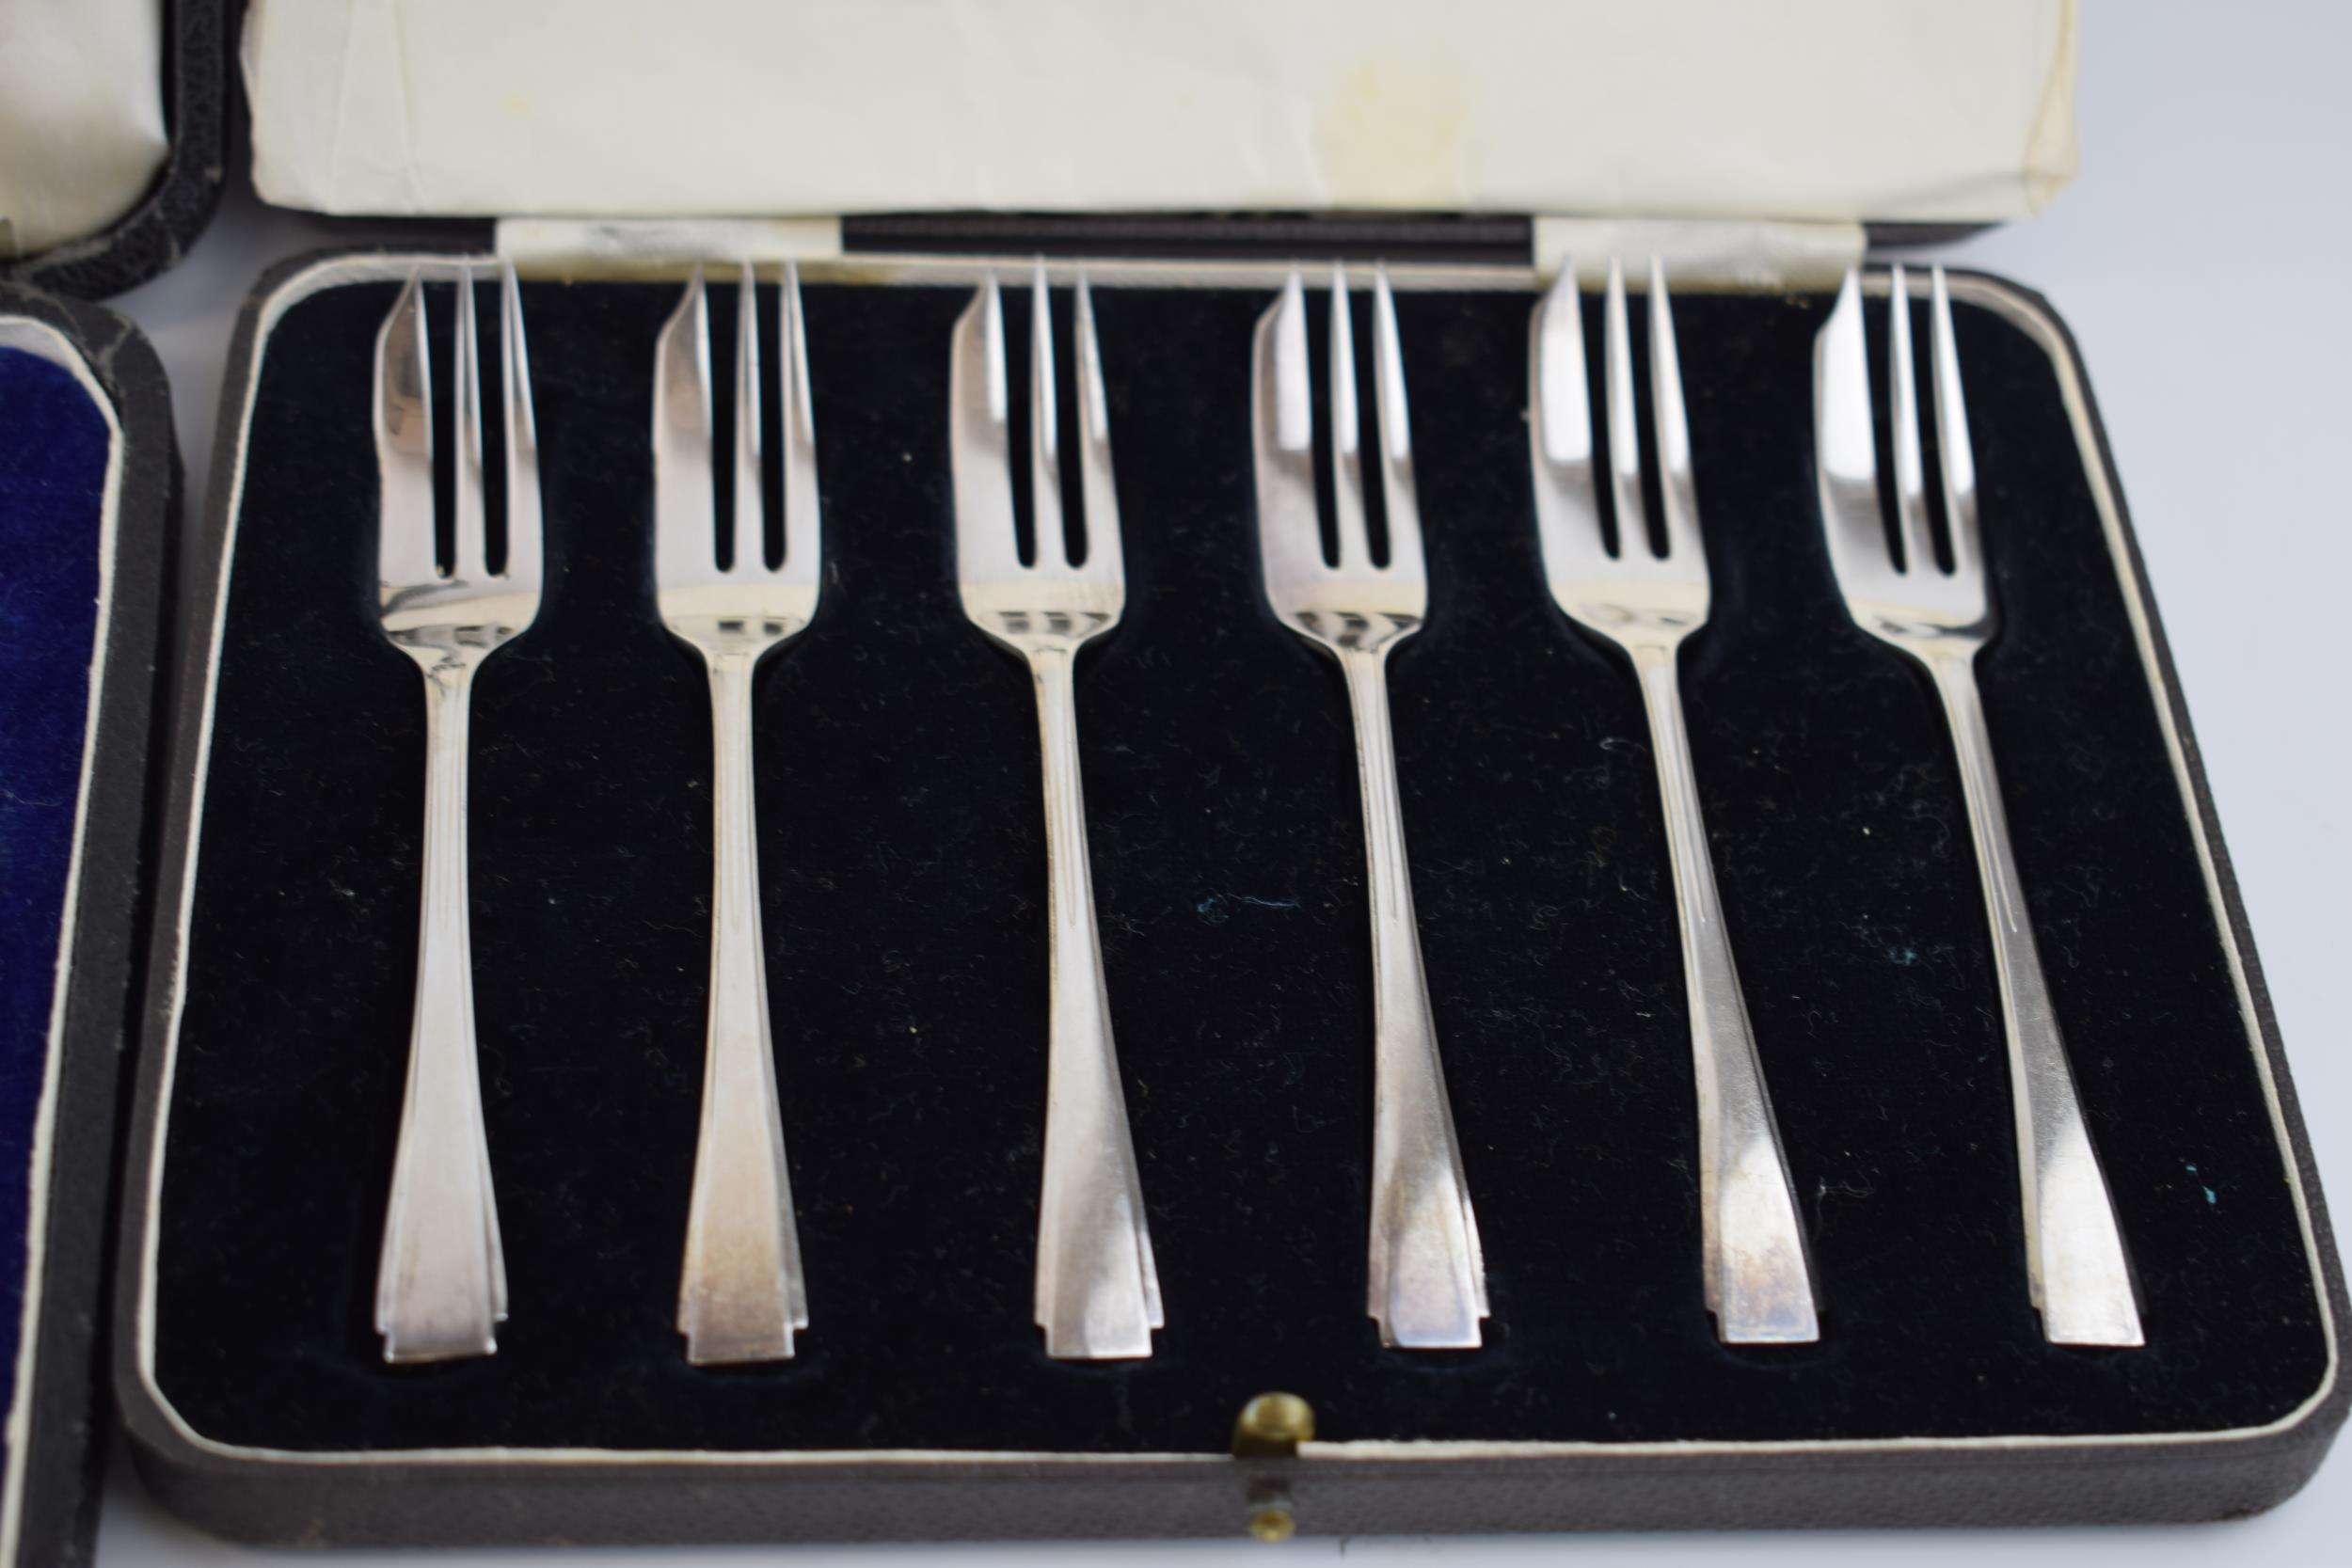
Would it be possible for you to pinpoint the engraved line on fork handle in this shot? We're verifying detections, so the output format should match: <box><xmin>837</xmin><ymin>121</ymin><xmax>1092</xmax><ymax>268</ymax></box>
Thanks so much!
<box><xmin>1925</xmin><ymin>650</ymin><xmax>2143</xmax><ymax>1347</ymax></box>
<box><xmin>678</xmin><ymin>648</ymin><xmax>808</xmax><ymax>1365</ymax></box>
<box><xmin>377</xmin><ymin>656</ymin><xmax>507</xmax><ymax>1363</ymax></box>
<box><xmin>1028</xmin><ymin>645</ymin><xmax>1161</xmax><ymax>1360</ymax></box>
<box><xmin>1630</xmin><ymin>642</ymin><xmax>1820</xmax><ymax>1345</ymax></box>
<box><xmin>1338</xmin><ymin>644</ymin><xmax>1487</xmax><ymax>1351</ymax></box>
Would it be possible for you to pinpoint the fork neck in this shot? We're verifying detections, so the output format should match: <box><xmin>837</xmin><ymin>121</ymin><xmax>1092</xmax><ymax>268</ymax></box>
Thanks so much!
<box><xmin>979</xmin><ymin>616</ymin><xmax>1118</xmax><ymax>663</ymax></box>
<box><xmin>393</xmin><ymin>641</ymin><xmax>491</xmax><ymax>687</ymax></box>
<box><xmin>665</xmin><ymin>612</ymin><xmax>806</xmax><ymax>658</ymax></box>
<box><xmin>1563</xmin><ymin>600</ymin><xmax>1702</xmax><ymax>657</ymax></box>
<box><xmin>1874</xmin><ymin>626</ymin><xmax>1990</xmax><ymax>669</ymax></box>
<box><xmin>1290</xmin><ymin>610</ymin><xmax>1421</xmax><ymax>660</ymax></box>
<box><xmin>691</xmin><ymin>641</ymin><xmax>773</xmax><ymax>681</ymax></box>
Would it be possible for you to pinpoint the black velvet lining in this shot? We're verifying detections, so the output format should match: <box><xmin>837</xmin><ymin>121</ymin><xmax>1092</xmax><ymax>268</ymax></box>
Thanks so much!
<box><xmin>153</xmin><ymin>270</ymin><xmax>2328</xmax><ymax>1455</ymax></box>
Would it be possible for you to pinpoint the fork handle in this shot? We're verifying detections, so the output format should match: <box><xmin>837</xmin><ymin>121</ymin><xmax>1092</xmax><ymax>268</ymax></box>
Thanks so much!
<box><xmin>1630</xmin><ymin>642</ymin><xmax>1819</xmax><ymax>1343</ymax></box>
<box><xmin>1027</xmin><ymin>645</ymin><xmax>1162</xmax><ymax>1359</ymax></box>
<box><xmin>677</xmin><ymin>649</ymin><xmax>809</xmax><ymax>1364</ymax></box>
<box><xmin>1337</xmin><ymin>645</ymin><xmax>1488</xmax><ymax>1350</ymax></box>
<box><xmin>1925</xmin><ymin>650</ymin><xmax>2143</xmax><ymax>1346</ymax></box>
<box><xmin>376</xmin><ymin>657</ymin><xmax>507</xmax><ymax>1362</ymax></box>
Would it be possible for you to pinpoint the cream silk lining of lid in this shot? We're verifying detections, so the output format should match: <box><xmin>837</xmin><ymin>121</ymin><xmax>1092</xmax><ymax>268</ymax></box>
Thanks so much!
<box><xmin>0</xmin><ymin>0</ymin><xmax>167</xmax><ymax>259</ymax></box>
<box><xmin>243</xmin><ymin>0</ymin><xmax>2077</xmax><ymax>226</ymax></box>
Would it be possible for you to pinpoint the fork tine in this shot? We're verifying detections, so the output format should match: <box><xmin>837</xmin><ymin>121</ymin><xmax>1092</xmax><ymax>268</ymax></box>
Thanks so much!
<box><xmin>1327</xmin><ymin>265</ymin><xmax>1371</xmax><ymax>570</ymax></box>
<box><xmin>948</xmin><ymin>276</ymin><xmax>1024</xmax><ymax>580</ymax></box>
<box><xmin>498</xmin><ymin>261</ymin><xmax>542</xmax><ymax>590</ymax></box>
<box><xmin>1369</xmin><ymin>265</ymin><xmax>1422</xmax><ymax>576</ymax></box>
<box><xmin>1647</xmin><ymin>259</ymin><xmax>1703</xmax><ymax>564</ymax></box>
<box><xmin>778</xmin><ymin>261</ymin><xmax>820</xmax><ymax>582</ymax></box>
<box><xmin>1071</xmin><ymin>272</ymin><xmax>1121</xmax><ymax>584</ymax></box>
<box><xmin>451</xmin><ymin>267</ymin><xmax>489</xmax><ymax>580</ymax></box>
<box><xmin>731</xmin><ymin>261</ymin><xmax>764</xmax><ymax>573</ymax></box>
<box><xmin>1886</xmin><ymin>263</ymin><xmax>1937</xmax><ymax>574</ymax></box>
<box><xmin>374</xmin><ymin>270</ymin><xmax>440</xmax><ymax>587</ymax></box>
<box><xmin>653</xmin><ymin>268</ymin><xmax>718</xmax><ymax>580</ymax></box>
<box><xmin>1602</xmin><ymin>259</ymin><xmax>1644</xmax><ymax>560</ymax></box>
<box><xmin>1813</xmin><ymin>269</ymin><xmax>1887</xmax><ymax>576</ymax></box>
<box><xmin>1930</xmin><ymin>267</ymin><xmax>1981</xmax><ymax>582</ymax></box>
<box><xmin>1028</xmin><ymin>261</ymin><xmax>1068</xmax><ymax>567</ymax></box>
<box><xmin>1529</xmin><ymin>263</ymin><xmax>1614</xmax><ymax>593</ymax></box>
<box><xmin>1251</xmin><ymin>269</ymin><xmax>1324</xmax><ymax>588</ymax></box>
<box><xmin>1271</xmin><ymin>269</ymin><xmax>1311</xmax><ymax>452</ymax></box>
<box><xmin>1534</xmin><ymin>265</ymin><xmax>1591</xmax><ymax>469</ymax></box>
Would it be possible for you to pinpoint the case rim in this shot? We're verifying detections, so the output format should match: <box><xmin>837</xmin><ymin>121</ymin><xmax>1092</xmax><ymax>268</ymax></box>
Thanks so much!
<box><xmin>110</xmin><ymin>245</ymin><xmax>2347</xmax><ymax>1545</ymax></box>
<box><xmin>0</xmin><ymin>282</ymin><xmax>177</xmax><ymax>1568</ymax></box>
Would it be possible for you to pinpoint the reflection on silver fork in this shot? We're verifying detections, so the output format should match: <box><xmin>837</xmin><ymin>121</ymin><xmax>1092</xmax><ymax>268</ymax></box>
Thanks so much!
<box><xmin>372</xmin><ymin>264</ymin><xmax>542</xmax><ymax>1363</ymax></box>
<box><xmin>1815</xmin><ymin>265</ymin><xmax>2142</xmax><ymax>1347</ymax></box>
<box><xmin>949</xmin><ymin>265</ymin><xmax>1162</xmax><ymax>1360</ymax></box>
<box><xmin>1528</xmin><ymin>259</ymin><xmax>1819</xmax><ymax>1344</ymax></box>
<box><xmin>654</xmin><ymin>263</ymin><xmax>821</xmax><ymax>1365</ymax></box>
<box><xmin>1252</xmin><ymin>265</ymin><xmax>1487</xmax><ymax>1351</ymax></box>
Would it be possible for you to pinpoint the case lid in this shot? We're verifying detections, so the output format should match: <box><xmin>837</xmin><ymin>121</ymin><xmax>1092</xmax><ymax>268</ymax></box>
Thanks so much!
<box><xmin>0</xmin><ymin>0</ymin><xmax>166</xmax><ymax>260</ymax></box>
<box><xmin>242</xmin><ymin>0</ymin><xmax>2078</xmax><ymax>228</ymax></box>
<box><xmin>1</xmin><ymin>0</ymin><xmax>227</xmax><ymax>300</ymax></box>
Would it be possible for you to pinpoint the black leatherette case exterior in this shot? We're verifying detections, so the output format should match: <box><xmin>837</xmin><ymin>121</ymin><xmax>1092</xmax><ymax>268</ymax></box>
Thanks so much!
<box><xmin>113</xmin><ymin>243</ymin><xmax>2345</xmax><ymax>1545</ymax></box>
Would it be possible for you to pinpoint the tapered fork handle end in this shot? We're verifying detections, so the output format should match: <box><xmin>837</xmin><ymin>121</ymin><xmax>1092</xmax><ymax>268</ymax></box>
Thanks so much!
<box><xmin>675</xmin><ymin>651</ymin><xmax>810</xmax><ymax>1366</ymax></box>
<box><xmin>675</xmin><ymin>969</ymin><xmax>809</xmax><ymax>1366</ymax></box>
<box><xmin>1368</xmin><ymin>1133</ymin><xmax>1488</xmax><ymax>1351</ymax></box>
<box><xmin>376</xmin><ymin>1118</ymin><xmax>506</xmax><ymax>1363</ymax></box>
<box><xmin>1028</xmin><ymin>647</ymin><xmax>1163</xmax><ymax>1362</ymax></box>
<box><xmin>1035</xmin><ymin>1146</ymin><xmax>1162</xmax><ymax>1360</ymax></box>
<box><xmin>2032</xmin><ymin>1137</ymin><xmax>2144</xmax><ymax>1347</ymax></box>
<box><xmin>1338</xmin><ymin>646</ymin><xmax>1490</xmax><ymax>1352</ymax></box>
<box><xmin>1708</xmin><ymin>1132</ymin><xmax>1821</xmax><ymax>1344</ymax></box>
<box><xmin>676</xmin><ymin>1010</ymin><xmax>808</xmax><ymax>1365</ymax></box>
<box><xmin>1923</xmin><ymin>650</ymin><xmax>2143</xmax><ymax>1349</ymax></box>
<box><xmin>1629</xmin><ymin>643</ymin><xmax>1820</xmax><ymax>1347</ymax></box>
<box><xmin>375</xmin><ymin>657</ymin><xmax>506</xmax><ymax>1365</ymax></box>
<box><xmin>679</xmin><ymin>1149</ymin><xmax>809</xmax><ymax>1365</ymax></box>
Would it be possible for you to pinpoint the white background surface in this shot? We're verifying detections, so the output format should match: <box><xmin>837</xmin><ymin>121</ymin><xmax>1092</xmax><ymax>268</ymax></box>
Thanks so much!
<box><xmin>95</xmin><ymin>1</ymin><xmax>2349</xmax><ymax>1561</ymax></box>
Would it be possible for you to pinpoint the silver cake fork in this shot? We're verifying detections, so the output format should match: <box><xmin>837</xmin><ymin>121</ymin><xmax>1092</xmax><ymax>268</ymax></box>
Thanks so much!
<box><xmin>949</xmin><ymin>265</ymin><xmax>1162</xmax><ymax>1360</ymax></box>
<box><xmin>1814</xmin><ymin>265</ymin><xmax>2142</xmax><ymax>1346</ymax></box>
<box><xmin>1251</xmin><ymin>266</ymin><xmax>1487</xmax><ymax>1351</ymax></box>
<box><xmin>655</xmin><ymin>262</ymin><xmax>820</xmax><ymax>1365</ymax></box>
<box><xmin>1527</xmin><ymin>259</ymin><xmax>1819</xmax><ymax>1343</ymax></box>
<box><xmin>373</xmin><ymin>264</ymin><xmax>541</xmax><ymax>1363</ymax></box>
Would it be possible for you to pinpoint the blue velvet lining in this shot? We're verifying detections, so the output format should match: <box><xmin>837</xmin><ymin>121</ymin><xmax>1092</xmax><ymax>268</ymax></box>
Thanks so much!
<box><xmin>0</xmin><ymin>345</ymin><xmax>109</xmax><ymax>1443</ymax></box>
